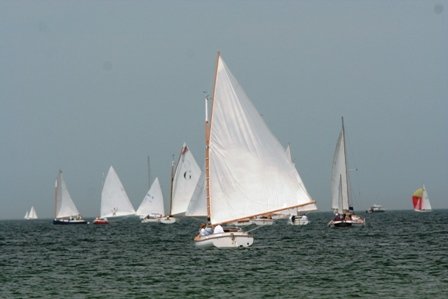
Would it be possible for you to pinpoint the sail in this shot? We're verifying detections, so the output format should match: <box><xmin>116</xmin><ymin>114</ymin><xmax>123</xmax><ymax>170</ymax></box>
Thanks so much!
<box><xmin>186</xmin><ymin>172</ymin><xmax>207</xmax><ymax>217</ymax></box>
<box><xmin>412</xmin><ymin>186</ymin><xmax>432</xmax><ymax>211</ymax></box>
<box><xmin>170</xmin><ymin>144</ymin><xmax>201</xmax><ymax>215</ymax></box>
<box><xmin>24</xmin><ymin>211</ymin><xmax>29</xmax><ymax>219</ymax></box>
<box><xmin>285</xmin><ymin>144</ymin><xmax>293</xmax><ymax>163</ymax></box>
<box><xmin>101</xmin><ymin>166</ymin><xmax>135</xmax><ymax>218</ymax></box>
<box><xmin>330</xmin><ymin>123</ymin><xmax>350</xmax><ymax>213</ymax></box>
<box><xmin>136</xmin><ymin>177</ymin><xmax>165</xmax><ymax>217</ymax></box>
<box><xmin>54</xmin><ymin>171</ymin><xmax>81</xmax><ymax>219</ymax></box>
<box><xmin>207</xmin><ymin>55</ymin><xmax>316</xmax><ymax>224</ymax></box>
<box><xmin>28</xmin><ymin>206</ymin><xmax>38</xmax><ymax>219</ymax></box>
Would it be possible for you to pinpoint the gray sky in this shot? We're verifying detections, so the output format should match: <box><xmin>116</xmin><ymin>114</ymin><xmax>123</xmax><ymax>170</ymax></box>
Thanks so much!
<box><xmin>1</xmin><ymin>0</ymin><xmax>447</xmax><ymax>219</ymax></box>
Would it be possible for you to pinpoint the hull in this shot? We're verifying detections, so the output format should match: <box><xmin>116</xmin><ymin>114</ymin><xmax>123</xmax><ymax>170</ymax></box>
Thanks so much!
<box><xmin>93</xmin><ymin>218</ymin><xmax>109</xmax><ymax>225</ymax></box>
<box><xmin>53</xmin><ymin>218</ymin><xmax>88</xmax><ymax>225</ymax></box>
<box><xmin>228</xmin><ymin>220</ymin><xmax>253</xmax><ymax>226</ymax></box>
<box><xmin>194</xmin><ymin>231</ymin><xmax>254</xmax><ymax>248</ymax></box>
<box><xmin>328</xmin><ymin>216</ymin><xmax>365</xmax><ymax>228</ymax></box>
<box><xmin>160</xmin><ymin>217</ymin><xmax>176</xmax><ymax>224</ymax></box>
<box><xmin>252</xmin><ymin>218</ymin><xmax>274</xmax><ymax>226</ymax></box>
<box><xmin>289</xmin><ymin>219</ymin><xmax>309</xmax><ymax>225</ymax></box>
<box><xmin>414</xmin><ymin>209</ymin><xmax>431</xmax><ymax>213</ymax></box>
<box><xmin>141</xmin><ymin>217</ymin><xmax>161</xmax><ymax>223</ymax></box>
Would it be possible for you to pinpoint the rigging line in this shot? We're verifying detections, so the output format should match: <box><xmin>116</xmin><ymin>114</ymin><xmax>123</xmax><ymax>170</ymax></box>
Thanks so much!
<box><xmin>247</xmin><ymin>225</ymin><xmax>265</xmax><ymax>233</ymax></box>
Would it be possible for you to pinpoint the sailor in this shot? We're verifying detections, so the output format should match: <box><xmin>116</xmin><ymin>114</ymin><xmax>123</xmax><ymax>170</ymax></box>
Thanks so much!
<box><xmin>199</xmin><ymin>224</ymin><xmax>211</xmax><ymax>236</ymax></box>
<box><xmin>213</xmin><ymin>224</ymin><xmax>224</xmax><ymax>234</ymax></box>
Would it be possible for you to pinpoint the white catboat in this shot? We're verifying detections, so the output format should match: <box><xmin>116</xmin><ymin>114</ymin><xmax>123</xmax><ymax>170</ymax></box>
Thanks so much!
<box><xmin>412</xmin><ymin>185</ymin><xmax>432</xmax><ymax>212</ymax></box>
<box><xmin>136</xmin><ymin>177</ymin><xmax>166</xmax><ymax>223</ymax></box>
<box><xmin>94</xmin><ymin>166</ymin><xmax>135</xmax><ymax>224</ymax></box>
<box><xmin>24</xmin><ymin>206</ymin><xmax>38</xmax><ymax>220</ymax></box>
<box><xmin>194</xmin><ymin>53</ymin><xmax>317</xmax><ymax>248</ymax></box>
<box><xmin>53</xmin><ymin>170</ymin><xmax>87</xmax><ymax>225</ymax></box>
<box><xmin>367</xmin><ymin>204</ymin><xmax>385</xmax><ymax>213</ymax></box>
<box><xmin>328</xmin><ymin>117</ymin><xmax>365</xmax><ymax>228</ymax></box>
<box><xmin>162</xmin><ymin>143</ymin><xmax>201</xmax><ymax>224</ymax></box>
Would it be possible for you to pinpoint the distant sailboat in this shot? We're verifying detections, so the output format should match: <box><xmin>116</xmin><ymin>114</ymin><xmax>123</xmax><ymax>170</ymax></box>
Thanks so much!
<box><xmin>161</xmin><ymin>143</ymin><xmax>201</xmax><ymax>224</ymax></box>
<box><xmin>412</xmin><ymin>185</ymin><xmax>432</xmax><ymax>212</ymax></box>
<box><xmin>136</xmin><ymin>177</ymin><xmax>166</xmax><ymax>222</ymax></box>
<box><xmin>53</xmin><ymin>170</ymin><xmax>87</xmax><ymax>225</ymax></box>
<box><xmin>24</xmin><ymin>206</ymin><xmax>38</xmax><ymax>220</ymax></box>
<box><xmin>328</xmin><ymin>117</ymin><xmax>365</xmax><ymax>227</ymax></box>
<box><xmin>194</xmin><ymin>53</ymin><xmax>317</xmax><ymax>248</ymax></box>
<box><xmin>93</xmin><ymin>166</ymin><xmax>135</xmax><ymax>224</ymax></box>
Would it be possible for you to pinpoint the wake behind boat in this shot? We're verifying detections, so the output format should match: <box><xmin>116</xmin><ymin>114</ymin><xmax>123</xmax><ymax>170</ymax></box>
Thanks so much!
<box><xmin>328</xmin><ymin>117</ymin><xmax>365</xmax><ymax>228</ymax></box>
<box><xmin>194</xmin><ymin>53</ymin><xmax>317</xmax><ymax>248</ymax></box>
<box><xmin>53</xmin><ymin>170</ymin><xmax>87</xmax><ymax>225</ymax></box>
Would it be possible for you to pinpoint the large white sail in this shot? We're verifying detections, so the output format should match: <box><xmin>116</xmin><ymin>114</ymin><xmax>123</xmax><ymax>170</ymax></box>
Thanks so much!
<box><xmin>207</xmin><ymin>55</ymin><xmax>316</xmax><ymax>224</ymax></box>
<box><xmin>28</xmin><ymin>206</ymin><xmax>38</xmax><ymax>219</ymax></box>
<box><xmin>170</xmin><ymin>143</ymin><xmax>201</xmax><ymax>215</ymax></box>
<box><xmin>186</xmin><ymin>172</ymin><xmax>207</xmax><ymax>217</ymax></box>
<box><xmin>422</xmin><ymin>186</ymin><xmax>432</xmax><ymax>211</ymax></box>
<box><xmin>136</xmin><ymin>177</ymin><xmax>165</xmax><ymax>217</ymax></box>
<box><xmin>330</xmin><ymin>123</ymin><xmax>350</xmax><ymax>213</ymax></box>
<box><xmin>54</xmin><ymin>171</ymin><xmax>81</xmax><ymax>219</ymax></box>
<box><xmin>101</xmin><ymin>166</ymin><xmax>135</xmax><ymax>218</ymax></box>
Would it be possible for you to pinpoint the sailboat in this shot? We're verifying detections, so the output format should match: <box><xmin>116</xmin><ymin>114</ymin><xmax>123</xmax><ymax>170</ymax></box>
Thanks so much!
<box><xmin>328</xmin><ymin>117</ymin><xmax>365</xmax><ymax>227</ymax></box>
<box><xmin>24</xmin><ymin>206</ymin><xmax>38</xmax><ymax>220</ymax></box>
<box><xmin>53</xmin><ymin>170</ymin><xmax>87</xmax><ymax>225</ymax></box>
<box><xmin>283</xmin><ymin>143</ymin><xmax>312</xmax><ymax>225</ymax></box>
<box><xmin>412</xmin><ymin>185</ymin><xmax>432</xmax><ymax>212</ymax></box>
<box><xmin>160</xmin><ymin>143</ymin><xmax>201</xmax><ymax>224</ymax></box>
<box><xmin>194</xmin><ymin>53</ymin><xmax>317</xmax><ymax>248</ymax></box>
<box><xmin>136</xmin><ymin>177</ymin><xmax>167</xmax><ymax>222</ymax></box>
<box><xmin>93</xmin><ymin>166</ymin><xmax>135</xmax><ymax>224</ymax></box>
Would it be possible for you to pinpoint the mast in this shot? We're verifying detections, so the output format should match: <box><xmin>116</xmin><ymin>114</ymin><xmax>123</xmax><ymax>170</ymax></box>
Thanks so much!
<box><xmin>147</xmin><ymin>155</ymin><xmax>151</xmax><ymax>189</ymax></box>
<box><xmin>341</xmin><ymin>116</ymin><xmax>352</xmax><ymax>211</ymax></box>
<box><xmin>205</xmin><ymin>51</ymin><xmax>220</xmax><ymax>222</ymax></box>
<box><xmin>169</xmin><ymin>154</ymin><xmax>175</xmax><ymax>216</ymax></box>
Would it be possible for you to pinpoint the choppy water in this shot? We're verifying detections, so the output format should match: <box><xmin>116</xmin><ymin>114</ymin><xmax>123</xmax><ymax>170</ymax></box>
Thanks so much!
<box><xmin>1</xmin><ymin>210</ymin><xmax>447</xmax><ymax>298</ymax></box>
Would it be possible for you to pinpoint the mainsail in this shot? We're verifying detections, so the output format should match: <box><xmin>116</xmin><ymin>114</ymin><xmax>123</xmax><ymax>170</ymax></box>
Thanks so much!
<box><xmin>136</xmin><ymin>177</ymin><xmax>165</xmax><ymax>217</ymax></box>
<box><xmin>101</xmin><ymin>166</ymin><xmax>135</xmax><ymax>218</ymax></box>
<box><xmin>54</xmin><ymin>170</ymin><xmax>80</xmax><ymax>219</ymax></box>
<box><xmin>330</xmin><ymin>118</ymin><xmax>351</xmax><ymax>213</ymax></box>
<box><xmin>28</xmin><ymin>206</ymin><xmax>38</xmax><ymax>219</ymax></box>
<box><xmin>169</xmin><ymin>143</ymin><xmax>201</xmax><ymax>215</ymax></box>
<box><xmin>207</xmin><ymin>54</ymin><xmax>317</xmax><ymax>224</ymax></box>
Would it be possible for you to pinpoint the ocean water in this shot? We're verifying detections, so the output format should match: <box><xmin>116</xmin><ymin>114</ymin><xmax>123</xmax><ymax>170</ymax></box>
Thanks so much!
<box><xmin>1</xmin><ymin>210</ymin><xmax>447</xmax><ymax>298</ymax></box>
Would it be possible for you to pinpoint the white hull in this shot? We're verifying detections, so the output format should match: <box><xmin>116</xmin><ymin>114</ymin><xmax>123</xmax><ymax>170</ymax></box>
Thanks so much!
<box><xmin>414</xmin><ymin>209</ymin><xmax>431</xmax><ymax>213</ymax></box>
<box><xmin>194</xmin><ymin>232</ymin><xmax>254</xmax><ymax>248</ymax></box>
<box><xmin>141</xmin><ymin>217</ymin><xmax>162</xmax><ymax>223</ymax></box>
<box><xmin>160</xmin><ymin>217</ymin><xmax>176</xmax><ymax>224</ymax></box>
<box><xmin>252</xmin><ymin>218</ymin><xmax>274</xmax><ymax>226</ymax></box>
<box><xmin>289</xmin><ymin>219</ymin><xmax>309</xmax><ymax>225</ymax></box>
<box><xmin>228</xmin><ymin>220</ymin><xmax>253</xmax><ymax>226</ymax></box>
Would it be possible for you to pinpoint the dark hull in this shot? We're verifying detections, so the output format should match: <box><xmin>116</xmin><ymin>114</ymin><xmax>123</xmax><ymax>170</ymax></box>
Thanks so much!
<box><xmin>53</xmin><ymin>219</ymin><xmax>88</xmax><ymax>225</ymax></box>
<box><xmin>332</xmin><ymin>221</ymin><xmax>352</xmax><ymax>227</ymax></box>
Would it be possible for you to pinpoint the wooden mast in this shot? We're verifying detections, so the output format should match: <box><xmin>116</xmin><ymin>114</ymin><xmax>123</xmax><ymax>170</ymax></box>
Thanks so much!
<box><xmin>205</xmin><ymin>51</ymin><xmax>220</xmax><ymax>223</ymax></box>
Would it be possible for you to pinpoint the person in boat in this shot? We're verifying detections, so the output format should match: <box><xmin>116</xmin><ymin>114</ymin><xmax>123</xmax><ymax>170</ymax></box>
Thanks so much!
<box><xmin>300</xmin><ymin>214</ymin><xmax>308</xmax><ymax>222</ymax></box>
<box><xmin>213</xmin><ymin>224</ymin><xmax>224</xmax><ymax>234</ymax></box>
<box><xmin>199</xmin><ymin>223</ymin><xmax>211</xmax><ymax>236</ymax></box>
<box><xmin>290</xmin><ymin>215</ymin><xmax>296</xmax><ymax>223</ymax></box>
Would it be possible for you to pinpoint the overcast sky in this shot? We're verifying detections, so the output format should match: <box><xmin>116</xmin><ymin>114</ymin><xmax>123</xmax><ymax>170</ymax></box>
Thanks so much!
<box><xmin>1</xmin><ymin>0</ymin><xmax>447</xmax><ymax>219</ymax></box>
